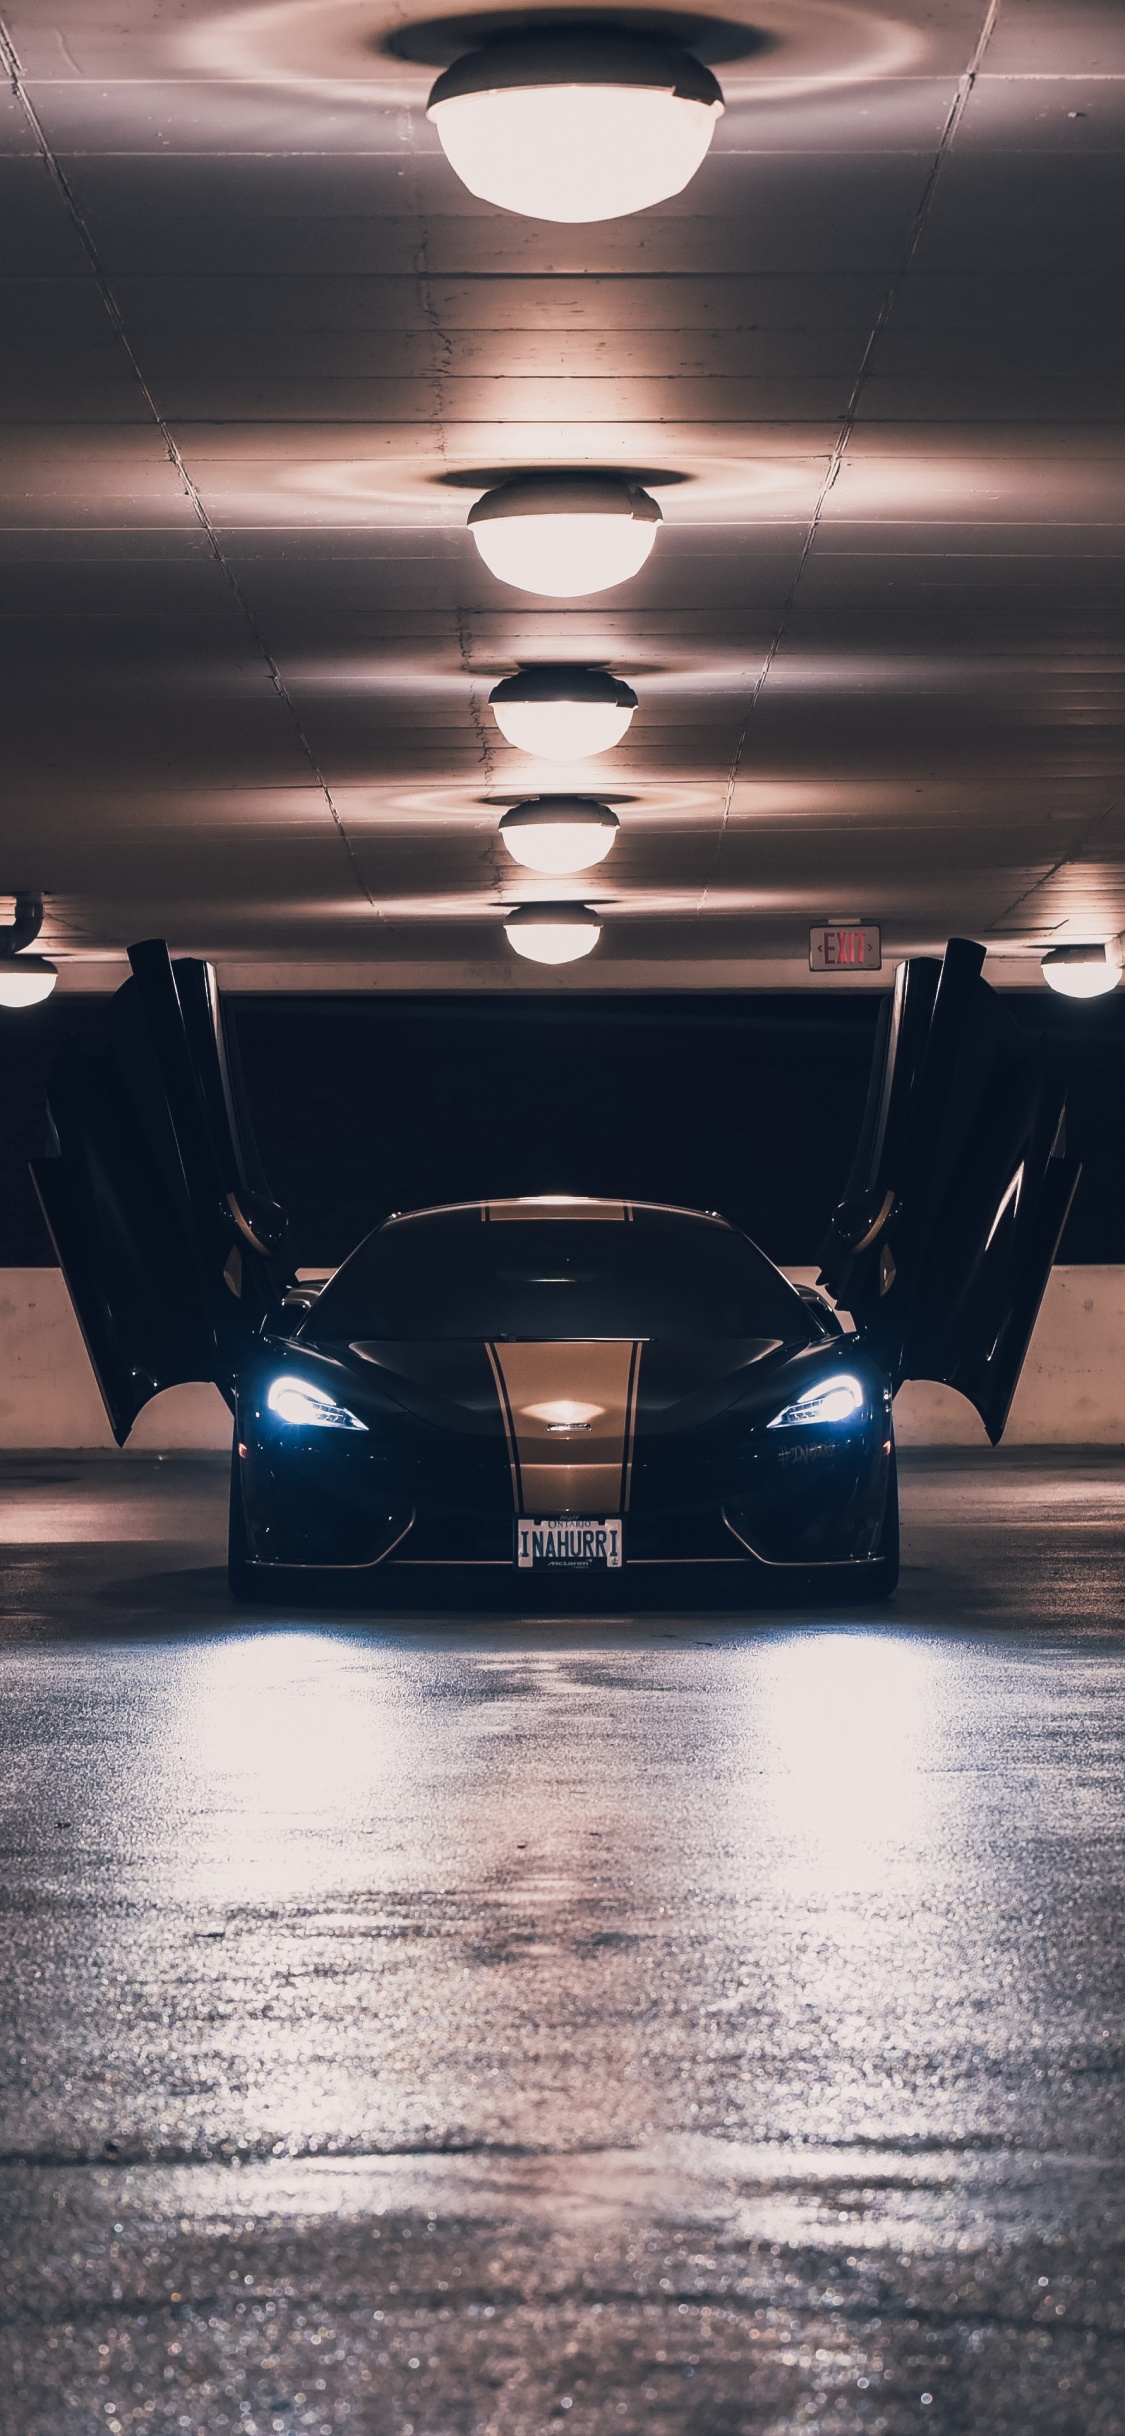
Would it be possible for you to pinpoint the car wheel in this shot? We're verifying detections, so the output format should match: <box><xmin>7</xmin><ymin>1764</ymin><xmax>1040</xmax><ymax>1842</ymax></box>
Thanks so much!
<box><xmin>873</xmin><ymin>1446</ymin><xmax>900</xmax><ymax>1595</ymax></box>
<box><xmin>227</xmin><ymin>1461</ymin><xmax>409</xmax><ymax>1607</ymax></box>
<box><xmin>227</xmin><ymin>1446</ymin><xmax>273</xmax><ymax>1604</ymax></box>
<box><xmin>838</xmin><ymin>1447</ymin><xmax>899</xmax><ymax>1603</ymax></box>
<box><xmin>782</xmin><ymin>1449</ymin><xmax>900</xmax><ymax>1608</ymax></box>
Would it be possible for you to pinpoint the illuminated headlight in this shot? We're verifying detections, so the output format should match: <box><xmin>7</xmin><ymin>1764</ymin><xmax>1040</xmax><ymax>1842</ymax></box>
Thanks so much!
<box><xmin>767</xmin><ymin>1375</ymin><xmax>865</xmax><ymax>1430</ymax></box>
<box><xmin>267</xmin><ymin>1377</ymin><xmax>367</xmax><ymax>1431</ymax></box>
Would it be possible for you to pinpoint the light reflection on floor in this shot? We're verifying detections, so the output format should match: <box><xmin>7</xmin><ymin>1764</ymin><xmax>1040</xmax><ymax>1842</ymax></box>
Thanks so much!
<box><xmin>2</xmin><ymin>1450</ymin><xmax>1125</xmax><ymax>2433</ymax></box>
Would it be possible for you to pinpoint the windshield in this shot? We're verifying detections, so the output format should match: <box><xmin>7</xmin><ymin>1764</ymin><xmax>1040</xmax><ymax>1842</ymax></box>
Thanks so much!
<box><xmin>301</xmin><ymin>1209</ymin><xmax>816</xmax><ymax>1344</ymax></box>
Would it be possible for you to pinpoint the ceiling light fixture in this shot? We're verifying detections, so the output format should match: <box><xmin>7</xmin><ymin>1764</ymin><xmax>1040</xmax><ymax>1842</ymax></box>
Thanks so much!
<box><xmin>427</xmin><ymin>25</ymin><xmax>724</xmax><ymax>223</ymax></box>
<box><xmin>504</xmin><ymin>902</ymin><xmax>603</xmax><ymax>965</ymax></box>
<box><xmin>1041</xmin><ymin>941</ymin><xmax>1123</xmax><ymax>999</ymax></box>
<box><xmin>500</xmin><ymin>797</ymin><xmax>619</xmax><ymax>876</ymax></box>
<box><xmin>489</xmin><ymin>666</ymin><xmax>637</xmax><ymax>760</ymax></box>
<box><xmin>469</xmin><ymin>473</ymin><xmax>661</xmax><ymax>597</ymax></box>
<box><xmin>0</xmin><ymin>891</ymin><xmax>57</xmax><ymax>1008</ymax></box>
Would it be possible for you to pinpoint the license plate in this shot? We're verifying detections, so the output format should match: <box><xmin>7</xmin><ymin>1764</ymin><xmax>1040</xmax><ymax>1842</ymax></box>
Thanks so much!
<box><xmin>516</xmin><ymin>1519</ymin><xmax>623</xmax><ymax>1570</ymax></box>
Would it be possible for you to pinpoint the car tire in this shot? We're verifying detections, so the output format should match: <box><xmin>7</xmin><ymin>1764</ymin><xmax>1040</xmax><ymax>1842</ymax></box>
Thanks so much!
<box><xmin>778</xmin><ymin>1448</ymin><xmax>899</xmax><ymax>1608</ymax></box>
<box><xmin>874</xmin><ymin>1446</ymin><xmax>901</xmax><ymax>1595</ymax></box>
<box><xmin>227</xmin><ymin>1446</ymin><xmax>273</xmax><ymax>1603</ymax></box>
<box><xmin>837</xmin><ymin>1447</ymin><xmax>899</xmax><ymax>1603</ymax></box>
<box><xmin>227</xmin><ymin>1458</ymin><xmax>410</xmax><ymax>1608</ymax></box>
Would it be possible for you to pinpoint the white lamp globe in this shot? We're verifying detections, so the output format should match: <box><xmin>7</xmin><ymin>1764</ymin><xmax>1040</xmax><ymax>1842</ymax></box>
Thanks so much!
<box><xmin>489</xmin><ymin>665</ymin><xmax>637</xmax><ymax>760</ymax></box>
<box><xmin>504</xmin><ymin>902</ymin><xmax>603</xmax><ymax>965</ymax></box>
<box><xmin>1041</xmin><ymin>943</ymin><xmax>1122</xmax><ymax>999</ymax></box>
<box><xmin>500</xmin><ymin>798</ymin><xmax>619</xmax><ymax>876</ymax></box>
<box><xmin>427</xmin><ymin>26</ymin><xmax>723</xmax><ymax>224</ymax></box>
<box><xmin>0</xmin><ymin>955</ymin><xmax>57</xmax><ymax>1008</ymax></box>
<box><xmin>469</xmin><ymin>473</ymin><xmax>660</xmax><ymax>597</ymax></box>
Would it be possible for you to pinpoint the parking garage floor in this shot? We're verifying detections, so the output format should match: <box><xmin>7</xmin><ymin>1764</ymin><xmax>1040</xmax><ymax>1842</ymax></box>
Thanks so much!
<box><xmin>1</xmin><ymin>1450</ymin><xmax>1124</xmax><ymax>2436</ymax></box>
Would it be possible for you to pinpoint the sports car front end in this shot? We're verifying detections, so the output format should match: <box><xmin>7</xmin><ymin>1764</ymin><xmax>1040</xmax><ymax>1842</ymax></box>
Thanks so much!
<box><xmin>229</xmin><ymin>1198</ymin><xmax>897</xmax><ymax>1603</ymax></box>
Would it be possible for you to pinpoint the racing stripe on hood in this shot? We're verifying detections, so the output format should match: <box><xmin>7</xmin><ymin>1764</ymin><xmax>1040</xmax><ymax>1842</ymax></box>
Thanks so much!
<box><xmin>488</xmin><ymin>1340</ymin><xmax>641</xmax><ymax>1517</ymax></box>
<box><xmin>485</xmin><ymin>1341</ymin><xmax>523</xmax><ymax>1510</ymax></box>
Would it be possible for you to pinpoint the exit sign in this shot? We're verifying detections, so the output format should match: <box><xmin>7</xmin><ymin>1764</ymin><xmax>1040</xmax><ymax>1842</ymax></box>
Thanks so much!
<box><xmin>809</xmin><ymin>924</ymin><xmax>882</xmax><ymax>972</ymax></box>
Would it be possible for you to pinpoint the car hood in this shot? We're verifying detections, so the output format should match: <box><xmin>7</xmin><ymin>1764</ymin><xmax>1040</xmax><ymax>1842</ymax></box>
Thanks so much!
<box><xmin>336</xmin><ymin>1335</ymin><xmax>795</xmax><ymax>1436</ymax></box>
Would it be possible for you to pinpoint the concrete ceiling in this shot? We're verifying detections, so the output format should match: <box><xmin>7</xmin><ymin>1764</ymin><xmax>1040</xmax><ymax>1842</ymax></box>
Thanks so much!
<box><xmin>1</xmin><ymin>0</ymin><xmax>1122</xmax><ymax>988</ymax></box>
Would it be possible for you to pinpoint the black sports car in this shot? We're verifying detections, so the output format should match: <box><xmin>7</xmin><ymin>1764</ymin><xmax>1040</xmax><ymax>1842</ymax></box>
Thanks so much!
<box><xmin>33</xmin><ymin>938</ymin><xmax>1078</xmax><ymax>1607</ymax></box>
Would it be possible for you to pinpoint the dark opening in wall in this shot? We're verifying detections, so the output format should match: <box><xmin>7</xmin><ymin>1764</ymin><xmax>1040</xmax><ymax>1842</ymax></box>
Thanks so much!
<box><xmin>3</xmin><ymin>987</ymin><xmax>1125</xmax><ymax>1270</ymax></box>
<box><xmin>228</xmin><ymin>992</ymin><xmax>881</xmax><ymax>1269</ymax></box>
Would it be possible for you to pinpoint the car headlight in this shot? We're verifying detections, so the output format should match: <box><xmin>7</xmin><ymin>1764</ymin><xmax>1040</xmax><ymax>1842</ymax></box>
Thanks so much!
<box><xmin>266</xmin><ymin>1377</ymin><xmax>368</xmax><ymax>1432</ymax></box>
<box><xmin>767</xmin><ymin>1374</ymin><xmax>865</xmax><ymax>1429</ymax></box>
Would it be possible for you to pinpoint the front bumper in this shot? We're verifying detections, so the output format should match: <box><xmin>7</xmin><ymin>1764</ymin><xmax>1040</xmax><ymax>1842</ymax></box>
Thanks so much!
<box><xmin>234</xmin><ymin>1402</ymin><xmax>893</xmax><ymax>1579</ymax></box>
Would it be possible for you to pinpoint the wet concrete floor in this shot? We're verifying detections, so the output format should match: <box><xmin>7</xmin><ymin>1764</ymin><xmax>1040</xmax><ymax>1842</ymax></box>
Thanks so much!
<box><xmin>1</xmin><ymin>1449</ymin><xmax>1124</xmax><ymax>2436</ymax></box>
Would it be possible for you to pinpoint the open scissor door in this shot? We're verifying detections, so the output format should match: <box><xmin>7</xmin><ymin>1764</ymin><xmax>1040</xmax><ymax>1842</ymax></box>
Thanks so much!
<box><xmin>32</xmin><ymin>940</ymin><xmax>293</xmax><ymax>1444</ymax></box>
<box><xmin>819</xmin><ymin>939</ymin><xmax>1080</xmax><ymax>1443</ymax></box>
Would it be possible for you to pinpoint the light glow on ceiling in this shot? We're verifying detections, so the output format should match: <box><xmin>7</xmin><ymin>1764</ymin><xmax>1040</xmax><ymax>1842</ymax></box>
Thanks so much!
<box><xmin>426</xmin><ymin>27</ymin><xmax>723</xmax><ymax>224</ymax></box>
<box><xmin>469</xmin><ymin>474</ymin><xmax>661</xmax><ymax>597</ymax></box>
<box><xmin>499</xmin><ymin>798</ymin><xmax>619</xmax><ymax>876</ymax></box>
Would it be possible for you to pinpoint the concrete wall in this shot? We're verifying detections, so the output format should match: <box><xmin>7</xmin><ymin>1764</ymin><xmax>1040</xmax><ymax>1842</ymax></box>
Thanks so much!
<box><xmin>0</xmin><ymin>1271</ymin><xmax>231</xmax><ymax>1451</ymax></box>
<box><xmin>2</xmin><ymin>1266</ymin><xmax>1125</xmax><ymax>1452</ymax></box>
<box><xmin>788</xmin><ymin>1267</ymin><xmax>1125</xmax><ymax>1447</ymax></box>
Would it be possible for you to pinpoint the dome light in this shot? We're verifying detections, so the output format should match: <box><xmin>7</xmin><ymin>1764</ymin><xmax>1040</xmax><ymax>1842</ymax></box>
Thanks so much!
<box><xmin>1042</xmin><ymin>942</ymin><xmax>1122</xmax><ymax>999</ymax></box>
<box><xmin>469</xmin><ymin>473</ymin><xmax>660</xmax><ymax>597</ymax></box>
<box><xmin>0</xmin><ymin>954</ymin><xmax>57</xmax><ymax>1008</ymax></box>
<box><xmin>0</xmin><ymin>893</ymin><xmax>57</xmax><ymax>1006</ymax></box>
<box><xmin>427</xmin><ymin>25</ymin><xmax>723</xmax><ymax>224</ymax></box>
<box><xmin>489</xmin><ymin>665</ymin><xmax>637</xmax><ymax>760</ymax></box>
<box><xmin>504</xmin><ymin>902</ymin><xmax>603</xmax><ymax>965</ymax></box>
<box><xmin>500</xmin><ymin>798</ymin><xmax>619</xmax><ymax>876</ymax></box>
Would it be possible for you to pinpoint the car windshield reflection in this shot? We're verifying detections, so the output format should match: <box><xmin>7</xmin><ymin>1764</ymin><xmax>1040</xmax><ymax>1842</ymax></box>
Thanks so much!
<box><xmin>299</xmin><ymin>1208</ymin><xmax>817</xmax><ymax>1345</ymax></box>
